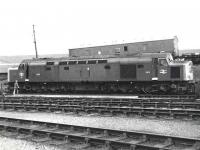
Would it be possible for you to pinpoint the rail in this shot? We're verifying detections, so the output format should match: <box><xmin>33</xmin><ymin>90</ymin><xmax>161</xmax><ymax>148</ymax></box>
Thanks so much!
<box><xmin>0</xmin><ymin>117</ymin><xmax>199</xmax><ymax>150</ymax></box>
<box><xmin>0</xmin><ymin>103</ymin><xmax>200</xmax><ymax>120</ymax></box>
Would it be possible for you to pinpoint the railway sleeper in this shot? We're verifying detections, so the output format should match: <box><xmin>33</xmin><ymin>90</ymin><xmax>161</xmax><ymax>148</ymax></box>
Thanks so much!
<box><xmin>191</xmin><ymin>114</ymin><xmax>200</xmax><ymax>120</ymax></box>
<box><xmin>0</xmin><ymin>121</ymin><xmax>199</xmax><ymax>150</ymax></box>
<box><xmin>2</xmin><ymin>103</ymin><xmax>200</xmax><ymax>120</ymax></box>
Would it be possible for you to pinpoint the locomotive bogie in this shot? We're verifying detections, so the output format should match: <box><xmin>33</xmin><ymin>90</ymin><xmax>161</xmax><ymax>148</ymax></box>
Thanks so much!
<box><xmin>9</xmin><ymin>81</ymin><xmax>194</xmax><ymax>94</ymax></box>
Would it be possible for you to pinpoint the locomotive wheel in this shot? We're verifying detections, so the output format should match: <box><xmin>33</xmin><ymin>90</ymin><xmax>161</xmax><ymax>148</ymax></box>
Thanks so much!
<box><xmin>159</xmin><ymin>84</ymin><xmax>171</xmax><ymax>93</ymax></box>
<box><xmin>143</xmin><ymin>86</ymin><xmax>153</xmax><ymax>94</ymax></box>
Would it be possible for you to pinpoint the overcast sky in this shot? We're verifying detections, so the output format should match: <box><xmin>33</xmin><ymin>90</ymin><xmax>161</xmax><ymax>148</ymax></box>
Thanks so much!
<box><xmin>0</xmin><ymin>0</ymin><xmax>200</xmax><ymax>56</ymax></box>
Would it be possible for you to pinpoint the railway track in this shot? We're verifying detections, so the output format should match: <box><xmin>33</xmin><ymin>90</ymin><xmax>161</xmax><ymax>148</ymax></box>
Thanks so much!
<box><xmin>138</xmin><ymin>94</ymin><xmax>196</xmax><ymax>99</ymax></box>
<box><xmin>0</xmin><ymin>102</ymin><xmax>200</xmax><ymax>120</ymax></box>
<box><xmin>0</xmin><ymin>95</ymin><xmax>200</xmax><ymax>119</ymax></box>
<box><xmin>1</xmin><ymin>98</ymin><xmax>199</xmax><ymax>109</ymax></box>
<box><xmin>1</xmin><ymin>94</ymin><xmax>197</xmax><ymax>103</ymax></box>
<box><xmin>0</xmin><ymin>116</ymin><xmax>199</xmax><ymax>150</ymax></box>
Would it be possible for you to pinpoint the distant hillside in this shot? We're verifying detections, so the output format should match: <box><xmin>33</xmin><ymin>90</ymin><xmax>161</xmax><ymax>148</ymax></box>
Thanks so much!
<box><xmin>0</xmin><ymin>54</ymin><xmax>66</xmax><ymax>64</ymax></box>
<box><xmin>0</xmin><ymin>54</ymin><xmax>67</xmax><ymax>73</ymax></box>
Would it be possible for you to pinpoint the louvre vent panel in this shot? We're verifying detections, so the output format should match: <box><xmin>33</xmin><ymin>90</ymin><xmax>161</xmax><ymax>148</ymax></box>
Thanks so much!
<box><xmin>171</xmin><ymin>67</ymin><xmax>180</xmax><ymax>78</ymax></box>
<box><xmin>120</xmin><ymin>64</ymin><xmax>136</xmax><ymax>79</ymax></box>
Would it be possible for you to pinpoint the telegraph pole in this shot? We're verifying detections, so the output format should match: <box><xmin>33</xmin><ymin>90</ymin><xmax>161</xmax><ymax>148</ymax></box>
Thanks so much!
<box><xmin>33</xmin><ymin>24</ymin><xmax>38</xmax><ymax>58</ymax></box>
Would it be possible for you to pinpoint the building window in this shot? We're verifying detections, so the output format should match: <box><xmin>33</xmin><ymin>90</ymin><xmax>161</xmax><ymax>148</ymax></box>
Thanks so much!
<box><xmin>115</xmin><ymin>48</ymin><xmax>120</xmax><ymax>55</ymax></box>
<box><xmin>124</xmin><ymin>46</ymin><xmax>128</xmax><ymax>52</ymax></box>
<box><xmin>142</xmin><ymin>44</ymin><xmax>147</xmax><ymax>51</ymax></box>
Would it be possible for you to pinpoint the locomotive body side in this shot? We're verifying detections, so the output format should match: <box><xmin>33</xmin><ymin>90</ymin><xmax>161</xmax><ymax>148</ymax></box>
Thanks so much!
<box><xmin>9</xmin><ymin>52</ymin><xmax>194</xmax><ymax>94</ymax></box>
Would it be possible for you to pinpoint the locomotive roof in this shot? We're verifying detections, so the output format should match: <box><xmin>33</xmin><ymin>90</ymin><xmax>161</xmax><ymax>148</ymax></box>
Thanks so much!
<box><xmin>20</xmin><ymin>52</ymin><xmax>173</xmax><ymax>64</ymax></box>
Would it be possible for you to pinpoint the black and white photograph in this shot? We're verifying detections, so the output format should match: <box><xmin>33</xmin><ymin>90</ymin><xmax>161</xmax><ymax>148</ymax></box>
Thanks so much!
<box><xmin>0</xmin><ymin>0</ymin><xmax>200</xmax><ymax>149</ymax></box>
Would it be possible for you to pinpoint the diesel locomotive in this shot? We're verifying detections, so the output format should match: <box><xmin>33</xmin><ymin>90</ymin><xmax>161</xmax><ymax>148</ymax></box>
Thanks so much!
<box><xmin>7</xmin><ymin>52</ymin><xmax>194</xmax><ymax>94</ymax></box>
<box><xmin>7</xmin><ymin>37</ymin><xmax>196</xmax><ymax>94</ymax></box>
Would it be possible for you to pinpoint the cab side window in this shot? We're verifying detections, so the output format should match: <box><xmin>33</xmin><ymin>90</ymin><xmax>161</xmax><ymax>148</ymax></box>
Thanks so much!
<box><xmin>159</xmin><ymin>59</ymin><xmax>168</xmax><ymax>66</ymax></box>
<box><xmin>22</xmin><ymin>64</ymin><xmax>25</xmax><ymax>70</ymax></box>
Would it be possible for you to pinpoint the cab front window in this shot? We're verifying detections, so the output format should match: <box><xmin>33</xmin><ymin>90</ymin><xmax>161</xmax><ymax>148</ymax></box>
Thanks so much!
<box><xmin>18</xmin><ymin>64</ymin><xmax>25</xmax><ymax>70</ymax></box>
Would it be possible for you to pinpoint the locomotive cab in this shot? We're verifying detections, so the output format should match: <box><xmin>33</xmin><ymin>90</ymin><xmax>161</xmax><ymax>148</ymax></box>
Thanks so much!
<box><xmin>151</xmin><ymin>53</ymin><xmax>193</xmax><ymax>82</ymax></box>
<box><xmin>153</xmin><ymin>54</ymin><xmax>172</xmax><ymax>81</ymax></box>
<box><xmin>141</xmin><ymin>53</ymin><xmax>194</xmax><ymax>94</ymax></box>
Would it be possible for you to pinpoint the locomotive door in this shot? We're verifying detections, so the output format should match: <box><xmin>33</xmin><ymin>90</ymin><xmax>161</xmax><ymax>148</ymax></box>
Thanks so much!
<box><xmin>25</xmin><ymin>63</ymin><xmax>29</xmax><ymax>81</ymax></box>
<box><xmin>80</xmin><ymin>67</ymin><xmax>90</xmax><ymax>80</ymax></box>
<box><xmin>157</xmin><ymin>58</ymin><xmax>168</xmax><ymax>80</ymax></box>
<box><xmin>152</xmin><ymin>58</ymin><xmax>158</xmax><ymax>80</ymax></box>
